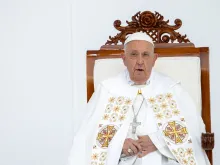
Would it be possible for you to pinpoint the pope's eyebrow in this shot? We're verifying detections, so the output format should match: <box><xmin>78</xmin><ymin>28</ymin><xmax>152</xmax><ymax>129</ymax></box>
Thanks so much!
<box><xmin>130</xmin><ymin>50</ymin><xmax>138</xmax><ymax>53</ymax></box>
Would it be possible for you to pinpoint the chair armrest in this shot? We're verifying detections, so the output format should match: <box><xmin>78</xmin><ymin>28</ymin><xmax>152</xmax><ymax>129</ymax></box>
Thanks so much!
<box><xmin>202</xmin><ymin>133</ymin><xmax>214</xmax><ymax>150</ymax></box>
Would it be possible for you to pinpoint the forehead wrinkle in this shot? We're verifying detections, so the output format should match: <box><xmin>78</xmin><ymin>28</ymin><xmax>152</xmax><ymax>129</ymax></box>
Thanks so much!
<box><xmin>125</xmin><ymin>49</ymin><xmax>154</xmax><ymax>55</ymax></box>
<box><xmin>124</xmin><ymin>41</ymin><xmax>154</xmax><ymax>55</ymax></box>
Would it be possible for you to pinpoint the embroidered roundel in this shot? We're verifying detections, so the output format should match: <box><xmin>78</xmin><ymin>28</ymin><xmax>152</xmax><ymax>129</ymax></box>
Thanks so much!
<box><xmin>96</xmin><ymin>125</ymin><xmax>118</xmax><ymax>149</ymax></box>
<box><xmin>162</xmin><ymin>120</ymin><xmax>189</xmax><ymax>144</ymax></box>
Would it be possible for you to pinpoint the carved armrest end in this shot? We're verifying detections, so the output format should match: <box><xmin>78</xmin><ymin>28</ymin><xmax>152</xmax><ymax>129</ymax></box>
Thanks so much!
<box><xmin>202</xmin><ymin>132</ymin><xmax>214</xmax><ymax>150</ymax></box>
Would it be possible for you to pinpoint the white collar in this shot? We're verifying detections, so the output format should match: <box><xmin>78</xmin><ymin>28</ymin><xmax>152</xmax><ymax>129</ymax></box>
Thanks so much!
<box><xmin>125</xmin><ymin>69</ymin><xmax>151</xmax><ymax>86</ymax></box>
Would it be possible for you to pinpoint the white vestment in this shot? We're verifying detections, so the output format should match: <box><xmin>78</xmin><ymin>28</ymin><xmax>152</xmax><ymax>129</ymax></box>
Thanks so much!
<box><xmin>68</xmin><ymin>70</ymin><xmax>210</xmax><ymax>165</ymax></box>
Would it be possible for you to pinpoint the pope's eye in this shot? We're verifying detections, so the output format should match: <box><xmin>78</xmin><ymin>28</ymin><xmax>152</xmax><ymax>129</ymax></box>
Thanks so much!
<box><xmin>143</xmin><ymin>53</ymin><xmax>149</xmax><ymax>56</ymax></box>
<box><xmin>131</xmin><ymin>53</ymin><xmax>137</xmax><ymax>56</ymax></box>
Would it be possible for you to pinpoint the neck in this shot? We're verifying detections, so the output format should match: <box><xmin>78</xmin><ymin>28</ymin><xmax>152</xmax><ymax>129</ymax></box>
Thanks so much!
<box><xmin>134</xmin><ymin>82</ymin><xmax>146</xmax><ymax>85</ymax></box>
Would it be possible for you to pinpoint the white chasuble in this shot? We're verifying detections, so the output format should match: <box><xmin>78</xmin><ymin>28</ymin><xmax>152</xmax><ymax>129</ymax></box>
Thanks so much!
<box><xmin>67</xmin><ymin>70</ymin><xmax>210</xmax><ymax>165</ymax></box>
<box><xmin>90</xmin><ymin>96</ymin><xmax>133</xmax><ymax>165</ymax></box>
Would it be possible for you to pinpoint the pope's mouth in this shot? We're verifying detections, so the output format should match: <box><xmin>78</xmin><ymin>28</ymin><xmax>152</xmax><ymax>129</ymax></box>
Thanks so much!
<box><xmin>136</xmin><ymin>69</ymin><xmax>144</xmax><ymax>71</ymax></box>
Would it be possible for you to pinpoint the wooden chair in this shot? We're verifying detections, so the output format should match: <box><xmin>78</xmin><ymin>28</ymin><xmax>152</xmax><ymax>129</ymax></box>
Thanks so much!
<box><xmin>86</xmin><ymin>11</ymin><xmax>214</xmax><ymax>164</ymax></box>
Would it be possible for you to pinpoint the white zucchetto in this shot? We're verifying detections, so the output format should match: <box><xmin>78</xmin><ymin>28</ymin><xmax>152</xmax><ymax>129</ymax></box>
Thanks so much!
<box><xmin>124</xmin><ymin>32</ymin><xmax>154</xmax><ymax>46</ymax></box>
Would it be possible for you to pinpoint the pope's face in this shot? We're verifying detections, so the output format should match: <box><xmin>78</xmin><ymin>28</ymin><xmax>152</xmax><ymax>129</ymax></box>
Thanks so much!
<box><xmin>123</xmin><ymin>40</ymin><xmax>157</xmax><ymax>85</ymax></box>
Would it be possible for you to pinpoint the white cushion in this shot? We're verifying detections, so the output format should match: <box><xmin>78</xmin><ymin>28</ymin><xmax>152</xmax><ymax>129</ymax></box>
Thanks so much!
<box><xmin>94</xmin><ymin>57</ymin><xmax>201</xmax><ymax>113</ymax></box>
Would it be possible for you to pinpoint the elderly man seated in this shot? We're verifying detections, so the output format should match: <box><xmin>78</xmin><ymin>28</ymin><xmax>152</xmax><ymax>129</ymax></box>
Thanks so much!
<box><xmin>67</xmin><ymin>32</ymin><xmax>210</xmax><ymax>165</ymax></box>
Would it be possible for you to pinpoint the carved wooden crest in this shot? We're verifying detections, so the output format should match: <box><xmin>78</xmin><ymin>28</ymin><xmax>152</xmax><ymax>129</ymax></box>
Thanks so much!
<box><xmin>105</xmin><ymin>11</ymin><xmax>190</xmax><ymax>45</ymax></box>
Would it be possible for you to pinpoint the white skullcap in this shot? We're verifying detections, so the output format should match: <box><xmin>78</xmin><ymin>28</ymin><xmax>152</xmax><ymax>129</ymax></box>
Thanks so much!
<box><xmin>124</xmin><ymin>32</ymin><xmax>154</xmax><ymax>46</ymax></box>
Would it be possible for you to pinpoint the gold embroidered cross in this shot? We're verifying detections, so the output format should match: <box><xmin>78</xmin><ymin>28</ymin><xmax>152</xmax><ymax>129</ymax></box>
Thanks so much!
<box><xmin>163</xmin><ymin>121</ymin><xmax>188</xmax><ymax>144</ymax></box>
<box><xmin>97</xmin><ymin>125</ymin><xmax>116</xmax><ymax>148</ymax></box>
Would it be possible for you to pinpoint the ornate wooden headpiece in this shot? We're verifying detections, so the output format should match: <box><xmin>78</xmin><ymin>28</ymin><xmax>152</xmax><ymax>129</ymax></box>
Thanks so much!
<box><xmin>105</xmin><ymin>11</ymin><xmax>190</xmax><ymax>45</ymax></box>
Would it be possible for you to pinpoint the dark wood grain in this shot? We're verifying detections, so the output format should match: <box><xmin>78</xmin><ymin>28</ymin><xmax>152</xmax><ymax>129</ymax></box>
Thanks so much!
<box><xmin>105</xmin><ymin>11</ymin><xmax>190</xmax><ymax>45</ymax></box>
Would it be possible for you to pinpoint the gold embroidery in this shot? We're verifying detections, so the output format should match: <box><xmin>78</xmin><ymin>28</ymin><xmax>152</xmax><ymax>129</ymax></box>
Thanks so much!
<box><xmin>91</xmin><ymin>162</ymin><xmax>98</xmax><ymax>165</ymax></box>
<box><xmin>108</xmin><ymin>97</ymin><xmax>115</xmax><ymax>103</ymax></box>
<box><xmin>91</xmin><ymin>153</ymin><xmax>98</xmax><ymax>160</ymax></box>
<box><xmin>119</xmin><ymin>115</ymin><xmax>125</xmax><ymax>121</ymax></box>
<box><xmin>102</xmin><ymin>114</ymin><xmax>109</xmax><ymax>120</ymax></box>
<box><xmin>97</xmin><ymin>125</ymin><xmax>118</xmax><ymax>148</ymax></box>
<box><xmin>181</xmin><ymin>118</ymin><xmax>185</xmax><ymax>122</ymax></box>
<box><xmin>152</xmin><ymin>104</ymin><xmax>160</xmax><ymax>112</ymax></box>
<box><xmin>172</xmin><ymin>149</ymin><xmax>178</xmax><ymax>155</ymax></box>
<box><xmin>156</xmin><ymin>94</ymin><xmax>165</xmax><ymax>102</ymax></box>
<box><xmin>116</xmin><ymin>97</ymin><xmax>124</xmax><ymax>105</ymax></box>
<box><xmin>148</xmin><ymin>93</ymin><xmax>196</xmax><ymax>165</ymax></box>
<box><xmin>188</xmin><ymin>157</ymin><xmax>196</xmax><ymax>164</ymax></box>
<box><xmin>158</xmin><ymin>123</ymin><xmax>162</xmax><ymax>127</ymax></box>
<box><xmin>163</xmin><ymin>121</ymin><xmax>188</xmax><ymax>144</ymax></box>
<box><xmin>172</xmin><ymin>148</ymin><xmax>196</xmax><ymax>165</ymax></box>
<box><xmin>165</xmin><ymin>93</ymin><xmax>173</xmax><ymax>99</ymax></box>
<box><xmin>188</xmin><ymin>139</ymin><xmax>192</xmax><ymax>143</ymax></box>
<box><xmin>148</xmin><ymin>97</ymin><xmax>156</xmax><ymax>104</ymax></box>
<box><xmin>102</xmin><ymin>96</ymin><xmax>131</xmax><ymax>122</ymax></box>
<box><xmin>155</xmin><ymin>113</ymin><xmax>163</xmax><ymax>119</ymax></box>
<box><xmin>163</xmin><ymin>110</ymin><xmax>172</xmax><ymax>119</ymax></box>
<box><xmin>110</xmin><ymin>113</ymin><xmax>118</xmax><ymax>122</ymax></box>
<box><xmin>113</xmin><ymin>106</ymin><xmax>120</xmax><ymax>112</ymax></box>
<box><xmin>186</xmin><ymin>148</ymin><xmax>193</xmax><ymax>156</ymax></box>
<box><xmin>121</xmin><ymin>105</ymin><xmax>129</xmax><ymax>114</ymax></box>
<box><xmin>172</xmin><ymin>109</ymin><xmax>180</xmax><ymax>116</ymax></box>
<box><xmin>161</xmin><ymin>102</ymin><xmax>168</xmax><ymax>109</ymax></box>
<box><xmin>91</xmin><ymin>96</ymin><xmax>132</xmax><ymax>165</ymax></box>
<box><xmin>178</xmin><ymin>148</ymin><xmax>185</xmax><ymax>157</ymax></box>
<box><xmin>99</xmin><ymin>152</ymin><xmax>107</xmax><ymax>161</ymax></box>
<box><xmin>182</xmin><ymin>158</ymin><xmax>188</xmax><ymax>164</ymax></box>
<box><xmin>105</xmin><ymin>104</ymin><xmax>113</xmax><ymax>113</ymax></box>
<box><xmin>169</xmin><ymin>100</ymin><xmax>177</xmax><ymax>109</ymax></box>
<box><xmin>125</xmin><ymin>99</ymin><xmax>132</xmax><ymax>105</ymax></box>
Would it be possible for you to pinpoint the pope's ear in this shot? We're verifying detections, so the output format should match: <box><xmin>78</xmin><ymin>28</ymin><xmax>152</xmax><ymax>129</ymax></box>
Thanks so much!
<box><xmin>154</xmin><ymin>53</ymin><xmax>158</xmax><ymax>61</ymax></box>
<box><xmin>152</xmin><ymin>53</ymin><xmax>158</xmax><ymax>66</ymax></box>
<box><xmin>121</xmin><ymin>53</ymin><xmax>126</xmax><ymax>66</ymax></box>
